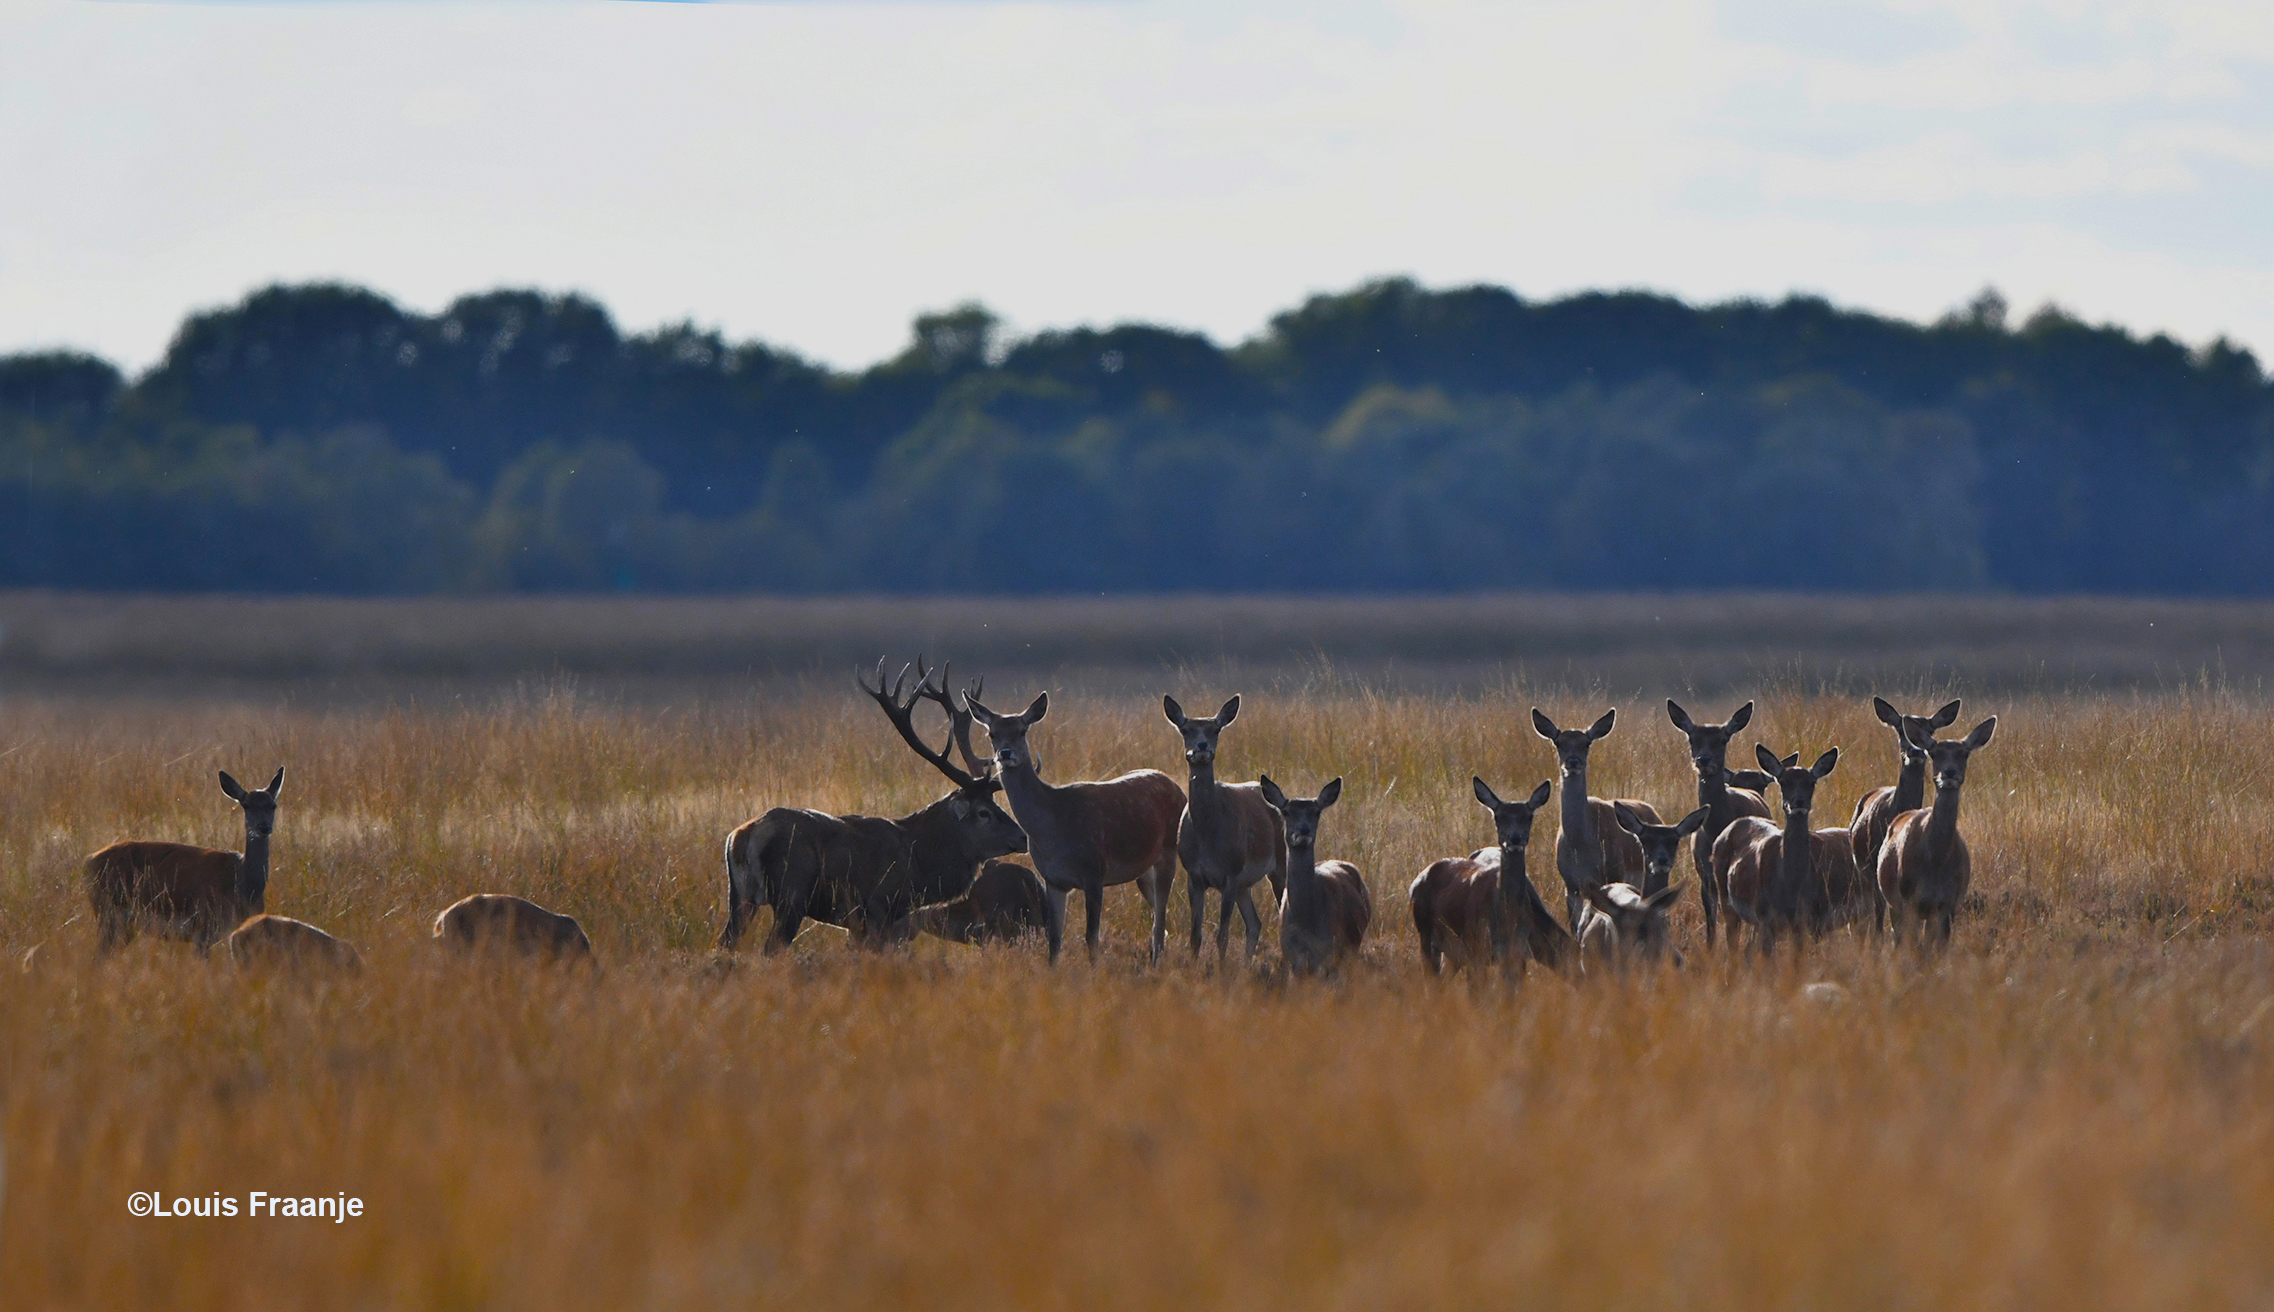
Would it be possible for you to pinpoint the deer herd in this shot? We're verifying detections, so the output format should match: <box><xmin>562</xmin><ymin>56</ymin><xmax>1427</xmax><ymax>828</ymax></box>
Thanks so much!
<box><xmin>72</xmin><ymin>657</ymin><xmax>1998</xmax><ymax>983</ymax></box>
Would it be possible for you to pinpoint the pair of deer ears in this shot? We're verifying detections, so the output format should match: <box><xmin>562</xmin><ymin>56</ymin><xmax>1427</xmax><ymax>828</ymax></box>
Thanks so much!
<box><xmin>1874</xmin><ymin>697</ymin><xmax>1963</xmax><ymax>731</ymax></box>
<box><xmin>1900</xmin><ymin>715</ymin><xmax>1998</xmax><ymax>753</ymax></box>
<box><xmin>218</xmin><ymin>767</ymin><xmax>285</xmax><ymax>803</ymax></box>
<box><xmin>1473</xmin><ymin>777</ymin><xmax>1553</xmax><ymax>812</ymax></box>
<box><xmin>967</xmin><ymin>691</ymin><xmax>1048</xmax><ymax>728</ymax></box>
<box><xmin>1161</xmin><ymin>694</ymin><xmax>1239</xmax><ymax>728</ymax></box>
<box><xmin>1259</xmin><ymin>774</ymin><xmax>1341</xmax><ymax>811</ymax></box>
<box><xmin>1666</xmin><ymin>700</ymin><xmax>1753</xmax><ymax>734</ymax></box>
<box><xmin>1612</xmin><ymin>802</ymin><xmax>1712</xmax><ymax>837</ymax></box>
<box><xmin>1532</xmin><ymin>708</ymin><xmax>1616</xmax><ymax>741</ymax></box>
<box><xmin>1754</xmin><ymin>745</ymin><xmax>1839</xmax><ymax>778</ymax></box>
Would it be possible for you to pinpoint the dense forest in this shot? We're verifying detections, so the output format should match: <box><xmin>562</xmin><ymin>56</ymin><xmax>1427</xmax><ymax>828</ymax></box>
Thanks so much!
<box><xmin>4</xmin><ymin>278</ymin><xmax>2271</xmax><ymax>595</ymax></box>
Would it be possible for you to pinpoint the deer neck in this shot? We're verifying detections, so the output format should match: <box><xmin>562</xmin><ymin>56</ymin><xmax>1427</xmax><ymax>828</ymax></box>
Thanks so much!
<box><xmin>1893</xmin><ymin>753</ymin><xmax>1929</xmax><ymax>815</ymax></box>
<box><xmin>1285</xmin><ymin>841</ymin><xmax>1319</xmax><ymax>898</ymax></box>
<box><xmin>1925</xmin><ymin>779</ymin><xmax>1963</xmax><ymax>863</ymax></box>
<box><xmin>237</xmin><ymin>830</ymin><xmax>271</xmax><ymax>911</ymax></box>
<box><xmin>996</xmin><ymin>756</ymin><xmax>1070</xmax><ymax>845</ymax></box>
<box><xmin>1777</xmin><ymin>802</ymin><xmax>1813</xmax><ymax>904</ymax></box>
<box><xmin>1184</xmin><ymin>758</ymin><xmax>1225</xmax><ymax>831</ymax></box>
<box><xmin>1559</xmin><ymin>761</ymin><xmax>1594</xmax><ymax>851</ymax></box>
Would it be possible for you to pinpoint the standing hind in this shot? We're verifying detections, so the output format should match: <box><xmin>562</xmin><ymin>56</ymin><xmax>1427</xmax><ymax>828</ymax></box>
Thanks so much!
<box><xmin>85</xmin><ymin>768</ymin><xmax>284</xmax><ymax>954</ymax></box>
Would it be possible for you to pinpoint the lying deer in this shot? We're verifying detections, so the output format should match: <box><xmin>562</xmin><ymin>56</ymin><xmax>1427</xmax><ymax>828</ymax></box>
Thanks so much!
<box><xmin>1666</xmin><ymin>700</ymin><xmax>1773</xmax><ymax>946</ymax></box>
<box><xmin>434</xmin><ymin>894</ymin><xmax>593</xmax><ymax>961</ymax></box>
<box><xmin>1879</xmin><ymin>715</ymin><xmax>1997</xmax><ymax>950</ymax></box>
<box><xmin>1410</xmin><ymin>778</ymin><xmax>1573</xmax><ymax>979</ymax></box>
<box><xmin>718</xmin><ymin>659</ymin><xmax>1028</xmax><ymax>954</ymax></box>
<box><xmin>965</xmin><ymin>689</ymin><xmax>1185</xmax><ymax>964</ymax></box>
<box><xmin>909</xmin><ymin>859</ymin><xmax>1048</xmax><ymax>945</ymax></box>
<box><xmin>1256</xmin><ymin>776</ymin><xmax>1370</xmax><ymax>976</ymax></box>
<box><xmin>1849</xmin><ymin>697</ymin><xmax>1962</xmax><ymax>929</ymax></box>
<box><xmin>227</xmin><ymin>914</ymin><xmax>364</xmax><ymax>973</ymax></box>
<box><xmin>1163</xmin><ymin>695</ymin><xmax>1286</xmax><ymax>962</ymax></box>
<box><xmin>1532</xmin><ymin>710</ymin><xmax>1659</xmax><ymax>930</ymax></box>
<box><xmin>1575</xmin><ymin>802</ymin><xmax>1707</xmax><ymax>975</ymax></box>
<box><xmin>85</xmin><ymin>767</ymin><xmax>285</xmax><ymax>955</ymax></box>
<box><xmin>1713</xmin><ymin>745</ymin><xmax>1864</xmax><ymax>954</ymax></box>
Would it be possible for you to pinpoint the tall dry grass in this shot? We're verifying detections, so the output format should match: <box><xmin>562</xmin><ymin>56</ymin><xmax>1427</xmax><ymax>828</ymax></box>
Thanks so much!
<box><xmin>5</xmin><ymin>674</ymin><xmax>2274</xmax><ymax>1308</ymax></box>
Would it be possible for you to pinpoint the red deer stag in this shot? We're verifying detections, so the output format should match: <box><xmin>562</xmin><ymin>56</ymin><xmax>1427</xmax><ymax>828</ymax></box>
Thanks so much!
<box><xmin>1879</xmin><ymin>716</ymin><xmax>1997</xmax><ymax>950</ymax></box>
<box><xmin>1532</xmin><ymin>709</ymin><xmax>1659</xmax><ymax>931</ymax></box>
<box><xmin>434</xmin><ymin>894</ymin><xmax>593</xmax><ymax>960</ymax></box>
<box><xmin>1713</xmin><ymin>745</ymin><xmax>1864</xmax><ymax>955</ymax></box>
<box><xmin>1580</xmin><ymin>802</ymin><xmax>1706</xmax><ymax>974</ymax></box>
<box><xmin>1410</xmin><ymin>778</ymin><xmax>1573</xmax><ymax>979</ymax></box>
<box><xmin>227</xmin><ymin>914</ymin><xmax>363</xmax><ymax>973</ymax></box>
<box><xmin>1163</xmin><ymin>694</ymin><xmax>1286</xmax><ymax>963</ymax></box>
<box><xmin>909</xmin><ymin>859</ymin><xmax>1049</xmax><ymax>945</ymax></box>
<box><xmin>717</xmin><ymin>659</ymin><xmax>1028</xmax><ymax>954</ymax></box>
<box><xmin>964</xmin><ymin>690</ymin><xmax>1185</xmax><ymax>964</ymax></box>
<box><xmin>1665</xmin><ymin>700</ymin><xmax>1773</xmax><ymax>946</ymax></box>
<box><xmin>85</xmin><ymin>767</ymin><xmax>285</xmax><ymax>955</ymax></box>
<box><xmin>1256</xmin><ymin>776</ymin><xmax>1370</xmax><ymax>976</ymax></box>
<box><xmin>1849</xmin><ymin>697</ymin><xmax>1962</xmax><ymax>929</ymax></box>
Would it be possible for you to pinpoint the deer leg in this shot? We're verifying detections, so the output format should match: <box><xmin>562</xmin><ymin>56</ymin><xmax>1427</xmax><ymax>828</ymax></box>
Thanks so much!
<box><xmin>763</xmin><ymin>905</ymin><xmax>805</xmax><ymax>956</ymax></box>
<box><xmin>1042</xmin><ymin>884</ymin><xmax>1069</xmax><ymax>965</ymax></box>
<box><xmin>717</xmin><ymin>883</ymin><xmax>758</xmax><ymax>951</ymax></box>
<box><xmin>1700</xmin><ymin>877</ymin><xmax>1720</xmax><ymax>950</ymax></box>
<box><xmin>1187</xmin><ymin>875</ymin><xmax>1207</xmax><ymax>958</ymax></box>
<box><xmin>1148</xmin><ymin>857</ymin><xmax>1174</xmax><ymax>964</ymax></box>
<box><xmin>1235</xmin><ymin>887</ymin><xmax>1263</xmax><ymax>958</ymax></box>
<box><xmin>1082</xmin><ymin>877</ymin><xmax>1105</xmax><ymax>963</ymax></box>
<box><xmin>1215</xmin><ymin>885</ymin><xmax>1236</xmax><ymax>962</ymax></box>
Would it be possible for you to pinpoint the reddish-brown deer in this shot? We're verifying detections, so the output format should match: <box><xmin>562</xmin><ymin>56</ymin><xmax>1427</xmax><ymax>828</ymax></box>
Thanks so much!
<box><xmin>227</xmin><ymin>914</ymin><xmax>364</xmax><ymax>973</ymax></box>
<box><xmin>1256</xmin><ymin>775</ymin><xmax>1370</xmax><ymax>976</ymax></box>
<box><xmin>434</xmin><ymin>894</ymin><xmax>593</xmax><ymax>961</ymax></box>
<box><xmin>1879</xmin><ymin>716</ymin><xmax>1997</xmax><ymax>949</ymax></box>
<box><xmin>1849</xmin><ymin>697</ymin><xmax>1962</xmax><ymax>929</ymax></box>
<box><xmin>1665</xmin><ymin>700</ymin><xmax>1773</xmax><ymax>946</ymax></box>
<box><xmin>1163</xmin><ymin>694</ymin><xmax>1286</xmax><ymax>963</ymax></box>
<box><xmin>909</xmin><ymin>859</ymin><xmax>1049</xmax><ymax>945</ymax></box>
<box><xmin>1532</xmin><ymin>709</ymin><xmax>1658</xmax><ymax>931</ymax></box>
<box><xmin>717</xmin><ymin>660</ymin><xmax>1028</xmax><ymax>953</ymax></box>
<box><xmin>966</xmin><ymin>690</ymin><xmax>1186</xmax><ymax>964</ymax></box>
<box><xmin>1712</xmin><ymin>745</ymin><xmax>1864</xmax><ymax>954</ymax></box>
<box><xmin>85</xmin><ymin>767</ymin><xmax>285</xmax><ymax>954</ymax></box>
<box><xmin>1410</xmin><ymin>778</ymin><xmax>1574</xmax><ymax>979</ymax></box>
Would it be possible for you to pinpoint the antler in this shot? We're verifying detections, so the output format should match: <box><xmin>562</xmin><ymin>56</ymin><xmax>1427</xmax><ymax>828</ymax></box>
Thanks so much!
<box><xmin>914</xmin><ymin>662</ymin><xmax>994</xmax><ymax>781</ymax></box>
<box><xmin>858</xmin><ymin>656</ymin><xmax>992</xmax><ymax>793</ymax></box>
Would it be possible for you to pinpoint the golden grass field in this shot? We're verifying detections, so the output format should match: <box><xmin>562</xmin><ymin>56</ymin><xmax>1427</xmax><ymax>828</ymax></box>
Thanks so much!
<box><xmin>5</xmin><ymin>593</ymin><xmax>2274</xmax><ymax>1309</ymax></box>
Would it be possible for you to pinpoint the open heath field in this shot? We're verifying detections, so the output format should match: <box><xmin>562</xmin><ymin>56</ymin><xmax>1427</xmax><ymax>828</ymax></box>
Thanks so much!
<box><xmin>4</xmin><ymin>594</ymin><xmax>2274</xmax><ymax>1309</ymax></box>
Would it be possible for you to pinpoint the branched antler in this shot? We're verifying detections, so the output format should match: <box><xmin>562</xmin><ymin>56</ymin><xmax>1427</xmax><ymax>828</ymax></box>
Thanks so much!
<box><xmin>913</xmin><ymin>661</ymin><xmax>993</xmax><ymax>781</ymax></box>
<box><xmin>858</xmin><ymin>656</ymin><xmax>996</xmax><ymax>794</ymax></box>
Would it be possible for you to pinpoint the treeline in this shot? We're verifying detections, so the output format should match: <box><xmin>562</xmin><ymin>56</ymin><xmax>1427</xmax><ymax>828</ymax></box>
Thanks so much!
<box><xmin>4</xmin><ymin>279</ymin><xmax>2272</xmax><ymax>594</ymax></box>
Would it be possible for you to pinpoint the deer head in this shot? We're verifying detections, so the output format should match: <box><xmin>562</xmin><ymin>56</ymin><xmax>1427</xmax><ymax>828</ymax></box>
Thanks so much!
<box><xmin>1472</xmin><ymin>777</ymin><xmax>1555</xmax><ymax>850</ymax></box>
<box><xmin>1162</xmin><ymin>694</ymin><xmax>1240</xmax><ymax>770</ymax></box>
<box><xmin>1901</xmin><ymin>716</ymin><xmax>1997</xmax><ymax>792</ymax></box>
<box><xmin>1614</xmin><ymin>802</ymin><xmax>1710</xmax><ymax>889</ymax></box>
<box><xmin>1754</xmin><ymin>744</ymin><xmax>1839</xmax><ymax>821</ymax></box>
<box><xmin>1582</xmin><ymin>881</ymin><xmax>1686</xmax><ymax>964</ymax></box>
<box><xmin>1256</xmin><ymin>775</ymin><xmax>1341</xmax><ymax>850</ymax></box>
<box><xmin>1875</xmin><ymin>697</ymin><xmax>1962</xmax><ymax>767</ymax></box>
<box><xmin>1532</xmin><ymin>708</ymin><xmax>1617</xmax><ymax>778</ymax></box>
<box><xmin>1666</xmin><ymin>699</ymin><xmax>1754</xmax><ymax>779</ymax></box>
<box><xmin>1724</xmin><ymin>767</ymin><xmax>1775</xmax><ymax>793</ymax></box>
<box><xmin>217</xmin><ymin>767</ymin><xmax>285</xmax><ymax>841</ymax></box>
<box><xmin>963</xmin><ymin>689</ymin><xmax>1050</xmax><ymax>774</ymax></box>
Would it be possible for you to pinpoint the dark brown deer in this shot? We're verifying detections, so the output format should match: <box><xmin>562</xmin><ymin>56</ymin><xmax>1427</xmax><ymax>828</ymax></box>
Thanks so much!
<box><xmin>1879</xmin><ymin>716</ymin><xmax>1997</xmax><ymax>949</ymax></box>
<box><xmin>1665</xmin><ymin>700</ymin><xmax>1773</xmax><ymax>946</ymax></box>
<box><xmin>1163</xmin><ymin>694</ymin><xmax>1287</xmax><ymax>962</ymax></box>
<box><xmin>1849</xmin><ymin>697</ymin><xmax>1962</xmax><ymax>929</ymax></box>
<box><xmin>1532</xmin><ymin>709</ymin><xmax>1658</xmax><ymax>931</ymax></box>
<box><xmin>227</xmin><ymin>914</ymin><xmax>364</xmax><ymax>973</ymax></box>
<box><xmin>909</xmin><ymin>859</ymin><xmax>1048</xmax><ymax>945</ymax></box>
<box><xmin>85</xmin><ymin>767</ymin><xmax>285</xmax><ymax>954</ymax></box>
<box><xmin>434</xmin><ymin>894</ymin><xmax>593</xmax><ymax>960</ymax></box>
<box><xmin>1713</xmin><ymin>745</ymin><xmax>1864</xmax><ymax>954</ymax></box>
<box><xmin>965</xmin><ymin>690</ymin><xmax>1186</xmax><ymax>964</ymax></box>
<box><xmin>1256</xmin><ymin>776</ymin><xmax>1370</xmax><ymax>976</ymax></box>
<box><xmin>1410</xmin><ymin>778</ymin><xmax>1573</xmax><ymax>979</ymax></box>
<box><xmin>717</xmin><ymin>659</ymin><xmax>1029</xmax><ymax>954</ymax></box>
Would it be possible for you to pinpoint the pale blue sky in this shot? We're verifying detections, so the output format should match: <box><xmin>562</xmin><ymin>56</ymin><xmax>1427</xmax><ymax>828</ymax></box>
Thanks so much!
<box><xmin>4</xmin><ymin>0</ymin><xmax>2271</xmax><ymax>370</ymax></box>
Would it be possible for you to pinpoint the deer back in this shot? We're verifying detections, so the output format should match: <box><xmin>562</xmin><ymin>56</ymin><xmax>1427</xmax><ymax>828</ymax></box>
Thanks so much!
<box><xmin>85</xmin><ymin>841</ymin><xmax>251</xmax><ymax>940</ymax></box>
<box><xmin>434</xmin><ymin>894</ymin><xmax>592</xmax><ymax>959</ymax></box>
<box><xmin>1058</xmin><ymin>769</ymin><xmax>1186</xmax><ymax>880</ymax></box>
<box><xmin>228</xmin><ymin>914</ymin><xmax>363</xmax><ymax>972</ymax></box>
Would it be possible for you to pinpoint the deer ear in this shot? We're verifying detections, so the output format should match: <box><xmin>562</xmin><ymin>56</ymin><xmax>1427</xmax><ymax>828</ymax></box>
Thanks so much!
<box><xmin>1963</xmin><ymin>716</ymin><xmax>1997</xmax><ymax>750</ymax></box>
<box><xmin>1472</xmin><ymin>776</ymin><xmax>1502</xmax><ymax>810</ymax></box>
<box><xmin>265</xmin><ymin>766</ymin><xmax>285</xmax><ymax>798</ymax></box>
<box><xmin>1162</xmin><ymin>695</ymin><xmax>1186</xmax><ymax>727</ymax></box>
<box><xmin>1316</xmin><ymin>777</ymin><xmax>1343</xmax><ymax>808</ymax></box>
<box><xmin>1257</xmin><ymin>774</ymin><xmax>1286</xmax><ymax>810</ymax></box>
<box><xmin>1811</xmin><ymin>747</ymin><xmax>1839</xmax><ymax>778</ymax></box>
<box><xmin>1900</xmin><ymin>718</ymin><xmax>1935</xmax><ymax>751</ymax></box>
<box><xmin>963</xmin><ymin>692</ymin><xmax>997</xmax><ymax>725</ymax></box>
<box><xmin>1584</xmin><ymin>884</ymin><xmax>1621</xmax><ymax>915</ymax></box>
<box><xmin>1021</xmin><ymin>692</ymin><xmax>1048</xmax><ymax>724</ymax></box>
<box><xmin>1727</xmin><ymin>701</ymin><xmax>1753</xmax><ymax>732</ymax></box>
<box><xmin>1676</xmin><ymin>806</ymin><xmax>1710</xmax><ymax>836</ymax></box>
<box><xmin>1729</xmin><ymin>768</ymin><xmax>1774</xmax><ymax>792</ymax></box>
<box><xmin>1216</xmin><ymin>695</ymin><xmax>1240</xmax><ymax>726</ymax></box>
<box><xmin>1527</xmin><ymin>780</ymin><xmax>1553</xmax><ymax>809</ymax></box>
<box><xmin>1588</xmin><ymin>709</ymin><xmax>1617</xmax><ymax>739</ymax></box>
<box><xmin>1873</xmin><ymin>696</ymin><xmax>1900</xmax><ymax>727</ymax></box>
<box><xmin>1666</xmin><ymin>699</ymin><xmax>1694</xmax><ymax>733</ymax></box>
<box><xmin>1613</xmin><ymin>801</ymin><xmax>1644</xmax><ymax>836</ymax></box>
<box><xmin>1933</xmin><ymin>699</ymin><xmax>1964</xmax><ymax>729</ymax></box>
<box><xmin>948</xmin><ymin>794</ymin><xmax>973</xmax><ymax>820</ymax></box>
<box><xmin>1782</xmin><ymin>752</ymin><xmax>1799</xmax><ymax>769</ymax></box>
<box><xmin>1530</xmin><ymin>708</ymin><xmax>1558</xmax><ymax>740</ymax></box>
<box><xmin>218</xmin><ymin>771</ymin><xmax>248</xmax><ymax>803</ymax></box>
<box><xmin>1754</xmin><ymin>744</ymin><xmax>1781</xmax><ymax>773</ymax></box>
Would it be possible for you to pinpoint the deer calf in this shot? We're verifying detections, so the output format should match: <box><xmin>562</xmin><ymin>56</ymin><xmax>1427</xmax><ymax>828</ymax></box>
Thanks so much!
<box><xmin>1879</xmin><ymin>716</ymin><xmax>1997</xmax><ymax>949</ymax></box>
<box><xmin>1576</xmin><ymin>802</ymin><xmax>1706</xmax><ymax>974</ymax></box>
<box><xmin>227</xmin><ymin>914</ymin><xmax>364</xmax><ymax>973</ymax></box>
<box><xmin>910</xmin><ymin>859</ymin><xmax>1049</xmax><ymax>945</ymax></box>
<box><xmin>1411</xmin><ymin>778</ymin><xmax>1574</xmax><ymax>979</ymax></box>
<box><xmin>1257</xmin><ymin>776</ymin><xmax>1370</xmax><ymax>976</ymax></box>
<box><xmin>434</xmin><ymin>894</ymin><xmax>593</xmax><ymax>961</ymax></box>
<box><xmin>85</xmin><ymin>768</ymin><xmax>285</xmax><ymax>954</ymax></box>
